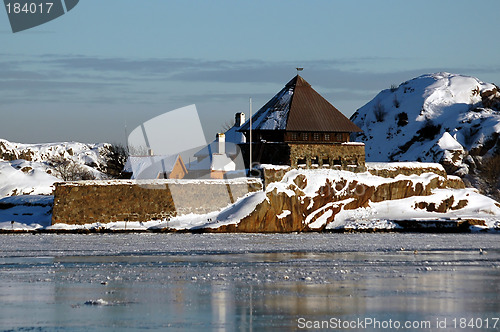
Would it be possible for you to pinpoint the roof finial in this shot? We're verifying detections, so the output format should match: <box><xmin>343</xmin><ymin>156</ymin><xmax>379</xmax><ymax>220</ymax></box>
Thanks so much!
<box><xmin>296</xmin><ymin>67</ymin><xmax>303</xmax><ymax>76</ymax></box>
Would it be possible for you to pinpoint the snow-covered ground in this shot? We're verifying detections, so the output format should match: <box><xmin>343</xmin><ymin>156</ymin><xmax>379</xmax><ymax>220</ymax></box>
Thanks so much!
<box><xmin>0</xmin><ymin>195</ymin><xmax>53</xmax><ymax>230</ymax></box>
<box><xmin>333</xmin><ymin>188</ymin><xmax>499</xmax><ymax>230</ymax></box>
<box><xmin>0</xmin><ymin>139</ymin><xmax>116</xmax><ymax>231</ymax></box>
<box><xmin>0</xmin><ymin>159</ymin><xmax>58</xmax><ymax>197</ymax></box>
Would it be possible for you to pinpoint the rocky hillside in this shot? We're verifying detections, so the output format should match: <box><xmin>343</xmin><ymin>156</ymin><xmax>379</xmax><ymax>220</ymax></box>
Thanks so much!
<box><xmin>350</xmin><ymin>72</ymin><xmax>500</xmax><ymax>198</ymax></box>
<box><xmin>0</xmin><ymin>139</ymin><xmax>126</xmax><ymax>197</ymax></box>
<box><xmin>0</xmin><ymin>139</ymin><xmax>108</xmax><ymax>166</ymax></box>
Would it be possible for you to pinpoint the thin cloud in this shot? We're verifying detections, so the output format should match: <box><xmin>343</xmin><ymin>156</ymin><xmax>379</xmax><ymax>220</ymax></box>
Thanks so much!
<box><xmin>1</xmin><ymin>54</ymin><xmax>498</xmax><ymax>108</ymax></box>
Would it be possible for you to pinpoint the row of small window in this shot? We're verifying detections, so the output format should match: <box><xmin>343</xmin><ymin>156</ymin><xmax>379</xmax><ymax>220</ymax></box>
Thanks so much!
<box><xmin>290</xmin><ymin>132</ymin><xmax>343</xmax><ymax>141</ymax></box>
<box><xmin>297</xmin><ymin>158</ymin><xmax>342</xmax><ymax>166</ymax></box>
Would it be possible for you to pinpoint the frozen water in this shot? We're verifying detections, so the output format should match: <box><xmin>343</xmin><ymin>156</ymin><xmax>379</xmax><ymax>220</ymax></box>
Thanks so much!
<box><xmin>0</xmin><ymin>233</ymin><xmax>499</xmax><ymax>331</ymax></box>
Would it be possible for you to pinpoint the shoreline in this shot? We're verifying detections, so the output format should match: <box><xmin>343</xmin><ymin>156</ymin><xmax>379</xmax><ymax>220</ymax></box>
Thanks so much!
<box><xmin>2</xmin><ymin>222</ymin><xmax>499</xmax><ymax>235</ymax></box>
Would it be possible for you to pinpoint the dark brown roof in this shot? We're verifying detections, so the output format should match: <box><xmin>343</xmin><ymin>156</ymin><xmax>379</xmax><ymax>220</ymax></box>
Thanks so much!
<box><xmin>239</xmin><ymin>75</ymin><xmax>362</xmax><ymax>133</ymax></box>
<box><xmin>286</xmin><ymin>76</ymin><xmax>362</xmax><ymax>132</ymax></box>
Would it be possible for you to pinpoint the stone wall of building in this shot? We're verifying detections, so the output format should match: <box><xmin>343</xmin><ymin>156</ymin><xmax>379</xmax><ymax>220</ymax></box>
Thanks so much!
<box><xmin>52</xmin><ymin>179</ymin><xmax>262</xmax><ymax>225</ymax></box>
<box><xmin>288</xmin><ymin>143</ymin><xmax>365</xmax><ymax>170</ymax></box>
<box><xmin>239</xmin><ymin>142</ymin><xmax>366</xmax><ymax>171</ymax></box>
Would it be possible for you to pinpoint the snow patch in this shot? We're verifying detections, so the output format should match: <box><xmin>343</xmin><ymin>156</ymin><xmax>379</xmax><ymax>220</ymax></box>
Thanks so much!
<box><xmin>437</xmin><ymin>132</ymin><xmax>463</xmax><ymax>151</ymax></box>
<box><xmin>277</xmin><ymin>210</ymin><xmax>291</xmax><ymax>219</ymax></box>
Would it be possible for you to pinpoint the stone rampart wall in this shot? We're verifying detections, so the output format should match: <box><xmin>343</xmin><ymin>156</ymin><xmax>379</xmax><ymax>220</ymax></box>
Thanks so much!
<box><xmin>52</xmin><ymin>179</ymin><xmax>262</xmax><ymax>225</ymax></box>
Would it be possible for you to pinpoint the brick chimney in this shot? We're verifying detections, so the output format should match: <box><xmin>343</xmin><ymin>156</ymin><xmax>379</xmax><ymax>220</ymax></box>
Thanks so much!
<box><xmin>235</xmin><ymin>112</ymin><xmax>245</xmax><ymax>127</ymax></box>
<box><xmin>216</xmin><ymin>133</ymin><xmax>225</xmax><ymax>154</ymax></box>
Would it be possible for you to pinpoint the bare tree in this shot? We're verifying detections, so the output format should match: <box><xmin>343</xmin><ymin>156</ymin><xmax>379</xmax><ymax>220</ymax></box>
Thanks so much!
<box><xmin>103</xmin><ymin>143</ymin><xmax>129</xmax><ymax>178</ymax></box>
<box><xmin>393</xmin><ymin>95</ymin><xmax>400</xmax><ymax>108</ymax></box>
<box><xmin>373</xmin><ymin>101</ymin><xmax>387</xmax><ymax>122</ymax></box>
<box><xmin>47</xmin><ymin>155</ymin><xmax>95</xmax><ymax>181</ymax></box>
<box><xmin>220</xmin><ymin>120</ymin><xmax>235</xmax><ymax>132</ymax></box>
<box><xmin>128</xmin><ymin>145</ymin><xmax>150</xmax><ymax>156</ymax></box>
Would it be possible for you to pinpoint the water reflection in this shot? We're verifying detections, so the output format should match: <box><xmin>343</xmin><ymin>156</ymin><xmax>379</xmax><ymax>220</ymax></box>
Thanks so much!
<box><xmin>0</xmin><ymin>240</ymin><xmax>499</xmax><ymax>331</ymax></box>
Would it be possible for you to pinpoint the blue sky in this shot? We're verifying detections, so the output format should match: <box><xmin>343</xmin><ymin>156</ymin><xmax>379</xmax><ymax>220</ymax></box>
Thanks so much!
<box><xmin>1</xmin><ymin>0</ymin><xmax>500</xmax><ymax>144</ymax></box>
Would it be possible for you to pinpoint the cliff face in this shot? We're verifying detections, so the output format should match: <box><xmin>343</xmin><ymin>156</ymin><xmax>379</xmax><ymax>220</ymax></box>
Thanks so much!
<box><xmin>211</xmin><ymin>165</ymin><xmax>499</xmax><ymax>233</ymax></box>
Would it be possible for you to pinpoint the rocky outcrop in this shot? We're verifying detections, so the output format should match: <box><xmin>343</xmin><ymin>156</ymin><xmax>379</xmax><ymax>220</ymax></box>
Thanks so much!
<box><xmin>212</xmin><ymin>166</ymin><xmax>469</xmax><ymax>233</ymax></box>
<box><xmin>414</xmin><ymin>196</ymin><xmax>468</xmax><ymax>213</ymax></box>
<box><xmin>0</xmin><ymin>139</ymin><xmax>108</xmax><ymax>165</ymax></box>
<box><xmin>0</xmin><ymin>140</ymin><xmax>34</xmax><ymax>161</ymax></box>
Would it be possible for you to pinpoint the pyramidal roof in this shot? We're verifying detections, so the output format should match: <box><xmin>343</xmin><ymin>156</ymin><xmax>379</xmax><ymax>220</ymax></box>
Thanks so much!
<box><xmin>239</xmin><ymin>75</ymin><xmax>362</xmax><ymax>133</ymax></box>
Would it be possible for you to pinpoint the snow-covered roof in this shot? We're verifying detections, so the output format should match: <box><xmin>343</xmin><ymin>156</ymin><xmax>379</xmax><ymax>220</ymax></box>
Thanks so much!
<box><xmin>239</xmin><ymin>75</ymin><xmax>362</xmax><ymax>133</ymax></box>
<box><xmin>186</xmin><ymin>155</ymin><xmax>212</xmax><ymax>171</ymax></box>
<box><xmin>240</xmin><ymin>83</ymin><xmax>293</xmax><ymax>131</ymax></box>
<box><xmin>211</xmin><ymin>154</ymin><xmax>236</xmax><ymax>172</ymax></box>
<box><xmin>188</xmin><ymin>153</ymin><xmax>237</xmax><ymax>173</ymax></box>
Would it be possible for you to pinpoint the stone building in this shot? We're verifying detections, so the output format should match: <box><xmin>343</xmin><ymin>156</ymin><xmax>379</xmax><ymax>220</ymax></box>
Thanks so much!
<box><xmin>238</xmin><ymin>75</ymin><xmax>365</xmax><ymax>169</ymax></box>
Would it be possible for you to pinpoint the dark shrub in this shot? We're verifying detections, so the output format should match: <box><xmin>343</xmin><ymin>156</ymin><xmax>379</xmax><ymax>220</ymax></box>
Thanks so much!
<box><xmin>417</xmin><ymin>120</ymin><xmax>441</xmax><ymax>140</ymax></box>
<box><xmin>373</xmin><ymin>102</ymin><xmax>386</xmax><ymax>122</ymax></box>
<box><xmin>396</xmin><ymin>112</ymin><xmax>408</xmax><ymax>127</ymax></box>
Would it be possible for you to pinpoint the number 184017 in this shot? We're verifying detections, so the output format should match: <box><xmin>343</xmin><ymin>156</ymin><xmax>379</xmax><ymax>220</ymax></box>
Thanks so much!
<box><xmin>452</xmin><ymin>317</ymin><xmax>499</xmax><ymax>329</ymax></box>
<box><xmin>5</xmin><ymin>2</ymin><xmax>53</xmax><ymax>14</ymax></box>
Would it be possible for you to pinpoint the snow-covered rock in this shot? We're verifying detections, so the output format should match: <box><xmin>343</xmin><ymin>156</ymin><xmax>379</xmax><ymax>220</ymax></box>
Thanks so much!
<box><xmin>0</xmin><ymin>139</ymin><xmax>112</xmax><ymax>198</ymax></box>
<box><xmin>0</xmin><ymin>139</ymin><xmax>109</xmax><ymax>166</ymax></box>
<box><xmin>237</xmin><ymin>167</ymin><xmax>499</xmax><ymax>232</ymax></box>
<box><xmin>125</xmin><ymin>165</ymin><xmax>496</xmax><ymax>233</ymax></box>
<box><xmin>151</xmin><ymin>166</ymin><xmax>499</xmax><ymax>232</ymax></box>
<box><xmin>351</xmin><ymin>72</ymin><xmax>500</xmax><ymax>175</ymax></box>
<box><xmin>0</xmin><ymin>159</ymin><xmax>58</xmax><ymax>197</ymax></box>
